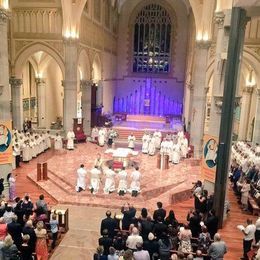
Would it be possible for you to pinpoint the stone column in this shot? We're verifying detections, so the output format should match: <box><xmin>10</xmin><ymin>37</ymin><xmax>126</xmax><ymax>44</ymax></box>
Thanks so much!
<box><xmin>0</xmin><ymin>8</ymin><xmax>11</xmax><ymax>121</ymax></box>
<box><xmin>208</xmin><ymin>11</ymin><xmax>230</xmax><ymax>136</ymax></box>
<box><xmin>63</xmin><ymin>38</ymin><xmax>78</xmax><ymax>132</ymax></box>
<box><xmin>35</xmin><ymin>78</ymin><xmax>46</xmax><ymax>128</ymax></box>
<box><xmin>0</xmin><ymin>7</ymin><xmax>12</xmax><ymax>199</ymax></box>
<box><xmin>97</xmin><ymin>80</ymin><xmax>104</xmax><ymax>107</ymax></box>
<box><xmin>186</xmin><ymin>82</ymin><xmax>194</xmax><ymax>133</ymax></box>
<box><xmin>253</xmin><ymin>88</ymin><xmax>260</xmax><ymax>144</ymax></box>
<box><xmin>190</xmin><ymin>41</ymin><xmax>210</xmax><ymax>158</ymax></box>
<box><xmin>10</xmin><ymin>77</ymin><xmax>23</xmax><ymax>130</ymax></box>
<box><xmin>238</xmin><ymin>86</ymin><xmax>254</xmax><ymax>140</ymax></box>
<box><xmin>81</xmin><ymin>80</ymin><xmax>92</xmax><ymax>134</ymax></box>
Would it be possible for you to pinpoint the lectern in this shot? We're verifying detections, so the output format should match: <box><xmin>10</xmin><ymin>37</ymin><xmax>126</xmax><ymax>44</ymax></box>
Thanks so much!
<box><xmin>157</xmin><ymin>153</ymin><xmax>169</xmax><ymax>170</ymax></box>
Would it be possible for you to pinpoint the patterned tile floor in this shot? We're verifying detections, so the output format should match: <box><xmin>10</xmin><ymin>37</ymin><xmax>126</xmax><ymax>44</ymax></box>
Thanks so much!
<box><xmin>27</xmin><ymin>142</ymin><xmax>201</xmax><ymax>210</ymax></box>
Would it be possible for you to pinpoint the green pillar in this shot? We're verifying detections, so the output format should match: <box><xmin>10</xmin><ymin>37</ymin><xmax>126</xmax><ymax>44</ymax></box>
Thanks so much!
<box><xmin>213</xmin><ymin>7</ymin><xmax>248</xmax><ymax>228</ymax></box>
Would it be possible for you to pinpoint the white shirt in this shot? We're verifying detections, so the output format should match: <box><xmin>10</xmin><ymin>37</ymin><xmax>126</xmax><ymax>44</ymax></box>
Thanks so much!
<box><xmin>256</xmin><ymin>218</ymin><xmax>260</xmax><ymax>231</ymax></box>
<box><xmin>244</xmin><ymin>224</ymin><xmax>256</xmax><ymax>241</ymax></box>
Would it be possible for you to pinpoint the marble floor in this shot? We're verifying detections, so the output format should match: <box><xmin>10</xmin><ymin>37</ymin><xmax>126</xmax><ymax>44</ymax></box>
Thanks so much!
<box><xmin>27</xmin><ymin>142</ymin><xmax>201</xmax><ymax>210</ymax></box>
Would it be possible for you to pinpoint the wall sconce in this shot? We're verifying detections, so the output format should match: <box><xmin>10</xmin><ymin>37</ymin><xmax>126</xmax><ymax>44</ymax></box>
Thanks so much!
<box><xmin>0</xmin><ymin>85</ymin><xmax>4</xmax><ymax>95</ymax></box>
<box><xmin>246</xmin><ymin>69</ymin><xmax>256</xmax><ymax>87</ymax></box>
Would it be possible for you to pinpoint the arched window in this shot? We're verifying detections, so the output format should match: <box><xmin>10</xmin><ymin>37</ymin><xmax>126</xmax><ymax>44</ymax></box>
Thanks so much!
<box><xmin>133</xmin><ymin>4</ymin><xmax>172</xmax><ymax>73</ymax></box>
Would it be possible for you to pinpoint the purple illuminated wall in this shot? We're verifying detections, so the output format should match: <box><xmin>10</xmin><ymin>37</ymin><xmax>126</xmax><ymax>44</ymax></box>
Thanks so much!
<box><xmin>113</xmin><ymin>78</ymin><xmax>183</xmax><ymax>116</ymax></box>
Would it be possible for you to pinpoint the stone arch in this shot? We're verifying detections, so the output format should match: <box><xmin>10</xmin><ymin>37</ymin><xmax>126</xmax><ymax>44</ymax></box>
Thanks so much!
<box><xmin>92</xmin><ymin>53</ymin><xmax>102</xmax><ymax>82</ymax></box>
<box><xmin>14</xmin><ymin>42</ymin><xmax>65</xmax><ymax>78</ymax></box>
<box><xmin>78</xmin><ymin>48</ymin><xmax>91</xmax><ymax>80</ymax></box>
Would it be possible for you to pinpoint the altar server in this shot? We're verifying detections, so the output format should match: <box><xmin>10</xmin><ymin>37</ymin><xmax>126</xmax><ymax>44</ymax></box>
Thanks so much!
<box><xmin>153</xmin><ymin>131</ymin><xmax>162</xmax><ymax>149</ymax></box>
<box><xmin>142</xmin><ymin>133</ymin><xmax>150</xmax><ymax>154</ymax></box>
<box><xmin>98</xmin><ymin>128</ymin><xmax>106</xmax><ymax>147</ymax></box>
<box><xmin>22</xmin><ymin>141</ymin><xmax>32</xmax><ymax>162</ymax></box>
<box><xmin>118</xmin><ymin>167</ymin><xmax>128</xmax><ymax>195</ymax></box>
<box><xmin>180</xmin><ymin>136</ymin><xmax>189</xmax><ymax>158</ymax></box>
<box><xmin>91</xmin><ymin>126</ymin><xmax>99</xmax><ymax>143</ymax></box>
<box><xmin>128</xmin><ymin>133</ymin><xmax>136</xmax><ymax>150</ymax></box>
<box><xmin>67</xmin><ymin>130</ymin><xmax>75</xmax><ymax>150</ymax></box>
<box><xmin>171</xmin><ymin>143</ymin><xmax>181</xmax><ymax>164</ymax></box>
<box><xmin>90</xmin><ymin>166</ymin><xmax>102</xmax><ymax>194</ymax></box>
<box><xmin>76</xmin><ymin>164</ymin><xmax>87</xmax><ymax>192</ymax></box>
<box><xmin>94</xmin><ymin>153</ymin><xmax>103</xmax><ymax>170</ymax></box>
<box><xmin>46</xmin><ymin>131</ymin><xmax>52</xmax><ymax>149</ymax></box>
<box><xmin>30</xmin><ymin>138</ymin><xmax>37</xmax><ymax>158</ymax></box>
<box><xmin>129</xmin><ymin>167</ymin><xmax>141</xmax><ymax>196</ymax></box>
<box><xmin>148</xmin><ymin>135</ymin><xmax>156</xmax><ymax>156</ymax></box>
<box><xmin>160</xmin><ymin>138</ymin><xmax>167</xmax><ymax>154</ymax></box>
<box><xmin>103</xmin><ymin>166</ymin><xmax>116</xmax><ymax>194</ymax></box>
<box><xmin>54</xmin><ymin>133</ymin><xmax>63</xmax><ymax>150</ymax></box>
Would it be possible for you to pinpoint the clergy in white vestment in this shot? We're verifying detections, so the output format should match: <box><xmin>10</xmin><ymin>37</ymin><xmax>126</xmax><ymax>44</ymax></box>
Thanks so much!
<box><xmin>129</xmin><ymin>167</ymin><xmax>141</xmax><ymax>193</ymax></box>
<box><xmin>90</xmin><ymin>166</ymin><xmax>101</xmax><ymax>194</ymax></box>
<box><xmin>98</xmin><ymin>128</ymin><xmax>105</xmax><ymax>146</ymax></box>
<box><xmin>160</xmin><ymin>138</ymin><xmax>167</xmax><ymax>154</ymax></box>
<box><xmin>91</xmin><ymin>126</ymin><xmax>99</xmax><ymax>143</ymax></box>
<box><xmin>66</xmin><ymin>130</ymin><xmax>75</xmax><ymax>150</ymax></box>
<box><xmin>103</xmin><ymin>166</ymin><xmax>116</xmax><ymax>194</ymax></box>
<box><xmin>117</xmin><ymin>167</ymin><xmax>128</xmax><ymax>195</ymax></box>
<box><xmin>30</xmin><ymin>138</ymin><xmax>37</xmax><ymax>158</ymax></box>
<box><xmin>76</xmin><ymin>164</ymin><xmax>87</xmax><ymax>192</ymax></box>
<box><xmin>148</xmin><ymin>136</ymin><xmax>156</xmax><ymax>156</ymax></box>
<box><xmin>180</xmin><ymin>137</ymin><xmax>189</xmax><ymax>158</ymax></box>
<box><xmin>128</xmin><ymin>133</ymin><xmax>136</xmax><ymax>150</ymax></box>
<box><xmin>46</xmin><ymin>131</ymin><xmax>52</xmax><ymax>148</ymax></box>
<box><xmin>94</xmin><ymin>153</ymin><xmax>103</xmax><ymax>171</ymax></box>
<box><xmin>153</xmin><ymin>131</ymin><xmax>162</xmax><ymax>149</ymax></box>
<box><xmin>22</xmin><ymin>142</ymin><xmax>32</xmax><ymax>162</ymax></box>
<box><xmin>54</xmin><ymin>133</ymin><xmax>63</xmax><ymax>150</ymax></box>
<box><xmin>142</xmin><ymin>133</ymin><xmax>150</xmax><ymax>154</ymax></box>
<box><xmin>171</xmin><ymin>143</ymin><xmax>181</xmax><ymax>164</ymax></box>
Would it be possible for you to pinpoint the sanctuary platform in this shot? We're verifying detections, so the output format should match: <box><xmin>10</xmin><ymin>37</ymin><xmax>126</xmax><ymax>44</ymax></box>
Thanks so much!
<box><xmin>27</xmin><ymin>143</ymin><xmax>200</xmax><ymax>210</ymax></box>
<box><xmin>113</xmin><ymin>114</ymin><xmax>183</xmax><ymax>141</ymax></box>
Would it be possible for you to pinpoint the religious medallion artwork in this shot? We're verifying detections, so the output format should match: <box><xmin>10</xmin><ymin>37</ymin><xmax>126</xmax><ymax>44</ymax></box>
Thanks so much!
<box><xmin>0</xmin><ymin>121</ymin><xmax>12</xmax><ymax>164</ymax></box>
<box><xmin>202</xmin><ymin>135</ymin><xmax>218</xmax><ymax>182</ymax></box>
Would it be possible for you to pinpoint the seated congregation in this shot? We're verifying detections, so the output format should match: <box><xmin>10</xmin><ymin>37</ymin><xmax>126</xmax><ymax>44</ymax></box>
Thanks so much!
<box><xmin>0</xmin><ymin>194</ymin><xmax>61</xmax><ymax>259</ymax></box>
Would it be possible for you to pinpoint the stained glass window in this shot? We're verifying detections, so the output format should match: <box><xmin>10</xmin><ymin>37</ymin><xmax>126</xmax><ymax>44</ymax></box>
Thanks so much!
<box><xmin>133</xmin><ymin>4</ymin><xmax>172</xmax><ymax>73</ymax></box>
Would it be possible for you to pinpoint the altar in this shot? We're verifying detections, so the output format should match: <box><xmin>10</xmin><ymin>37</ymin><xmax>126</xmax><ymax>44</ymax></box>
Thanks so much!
<box><xmin>105</xmin><ymin>148</ymin><xmax>138</xmax><ymax>168</ymax></box>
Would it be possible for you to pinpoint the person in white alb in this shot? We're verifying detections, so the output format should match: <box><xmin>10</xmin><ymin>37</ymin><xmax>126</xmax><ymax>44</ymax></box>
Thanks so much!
<box><xmin>54</xmin><ymin>133</ymin><xmax>63</xmax><ymax>151</ymax></box>
<box><xmin>148</xmin><ymin>135</ymin><xmax>156</xmax><ymax>156</ymax></box>
<box><xmin>239</xmin><ymin>219</ymin><xmax>256</xmax><ymax>259</ymax></box>
<box><xmin>142</xmin><ymin>133</ymin><xmax>150</xmax><ymax>154</ymax></box>
<box><xmin>90</xmin><ymin>166</ymin><xmax>102</xmax><ymax>194</ymax></box>
<box><xmin>103</xmin><ymin>166</ymin><xmax>116</xmax><ymax>194</ymax></box>
<box><xmin>91</xmin><ymin>126</ymin><xmax>99</xmax><ymax>143</ymax></box>
<box><xmin>76</xmin><ymin>164</ymin><xmax>87</xmax><ymax>192</ymax></box>
<box><xmin>128</xmin><ymin>133</ymin><xmax>136</xmax><ymax>150</ymax></box>
<box><xmin>153</xmin><ymin>131</ymin><xmax>162</xmax><ymax>149</ymax></box>
<box><xmin>67</xmin><ymin>130</ymin><xmax>75</xmax><ymax>150</ymax></box>
<box><xmin>98</xmin><ymin>128</ymin><xmax>106</xmax><ymax>147</ymax></box>
<box><xmin>129</xmin><ymin>167</ymin><xmax>141</xmax><ymax>195</ymax></box>
<box><xmin>117</xmin><ymin>167</ymin><xmax>128</xmax><ymax>195</ymax></box>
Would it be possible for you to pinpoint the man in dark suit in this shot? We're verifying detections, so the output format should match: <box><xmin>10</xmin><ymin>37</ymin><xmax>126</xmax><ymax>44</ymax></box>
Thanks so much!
<box><xmin>100</xmin><ymin>210</ymin><xmax>118</xmax><ymax>238</ymax></box>
<box><xmin>153</xmin><ymin>202</ymin><xmax>166</xmax><ymax>222</ymax></box>
<box><xmin>205</xmin><ymin>209</ymin><xmax>219</xmax><ymax>239</ymax></box>
<box><xmin>7</xmin><ymin>215</ymin><xmax>22</xmax><ymax>249</ymax></box>
<box><xmin>98</xmin><ymin>229</ymin><xmax>113</xmax><ymax>255</ymax></box>
<box><xmin>153</xmin><ymin>216</ymin><xmax>167</xmax><ymax>240</ymax></box>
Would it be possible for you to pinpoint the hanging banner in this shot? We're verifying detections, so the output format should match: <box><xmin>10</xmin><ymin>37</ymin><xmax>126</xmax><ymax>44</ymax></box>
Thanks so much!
<box><xmin>202</xmin><ymin>134</ymin><xmax>218</xmax><ymax>182</ymax></box>
<box><xmin>0</xmin><ymin>121</ymin><xmax>12</xmax><ymax>164</ymax></box>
